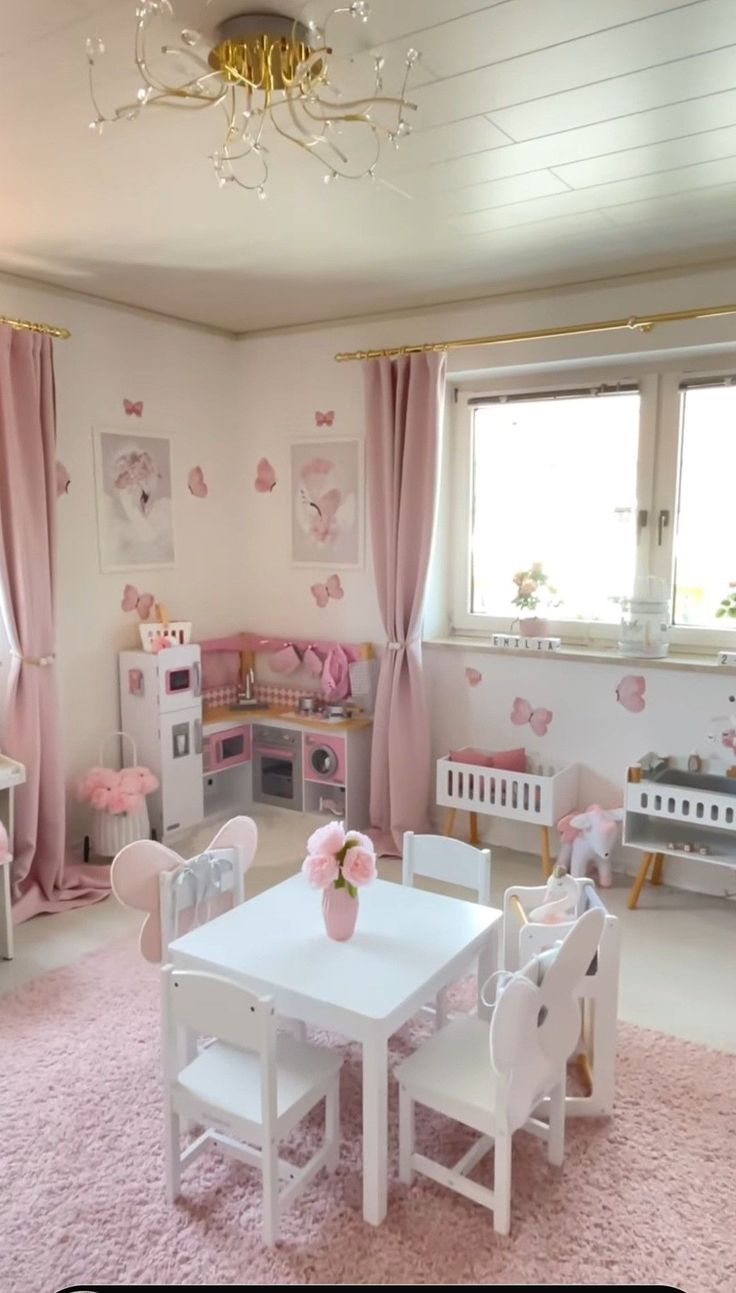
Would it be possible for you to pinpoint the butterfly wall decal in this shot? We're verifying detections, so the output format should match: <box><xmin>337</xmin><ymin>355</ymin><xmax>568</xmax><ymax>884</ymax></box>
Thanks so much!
<box><xmin>314</xmin><ymin>410</ymin><xmax>334</xmax><ymax>427</ymax></box>
<box><xmin>254</xmin><ymin>458</ymin><xmax>277</xmax><ymax>492</ymax></box>
<box><xmin>465</xmin><ymin>668</ymin><xmax>482</xmax><ymax>687</ymax></box>
<box><xmin>510</xmin><ymin>696</ymin><xmax>553</xmax><ymax>736</ymax></box>
<box><xmin>311</xmin><ymin>573</ymin><xmax>344</xmax><ymax>608</ymax></box>
<box><xmin>110</xmin><ymin>817</ymin><xmax>258</xmax><ymax>964</ymax></box>
<box><xmin>187</xmin><ymin>466</ymin><xmax>208</xmax><ymax>498</ymax></box>
<box><xmin>121</xmin><ymin>583</ymin><xmax>155</xmax><ymax>620</ymax></box>
<box><xmin>55</xmin><ymin>461</ymin><xmax>71</xmax><ymax>497</ymax></box>
<box><xmin>123</xmin><ymin>398</ymin><xmax>143</xmax><ymax>417</ymax></box>
<box><xmin>616</xmin><ymin>675</ymin><xmax>646</xmax><ymax>713</ymax></box>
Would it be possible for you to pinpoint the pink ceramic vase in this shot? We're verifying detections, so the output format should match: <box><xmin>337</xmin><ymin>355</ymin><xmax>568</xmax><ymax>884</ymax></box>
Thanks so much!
<box><xmin>519</xmin><ymin>616</ymin><xmax>549</xmax><ymax>637</ymax></box>
<box><xmin>322</xmin><ymin>883</ymin><xmax>359</xmax><ymax>941</ymax></box>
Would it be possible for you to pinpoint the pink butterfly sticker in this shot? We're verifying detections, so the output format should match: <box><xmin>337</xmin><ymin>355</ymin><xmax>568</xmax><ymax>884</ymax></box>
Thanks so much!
<box><xmin>121</xmin><ymin>584</ymin><xmax>155</xmax><ymax>621</ymax></box>
<box><xmin>123</xmin><ymin>398</ymin><xmax>143</xmax><ymax>417</ymax></box>
<box><xmin>187</xmin><ymin>466</ymin><xmax>208</xmax><ymax>498</ymax></box>
<box><xmin>311</xmin><ymin>573</ymin><xmax>344</xmax><ymax>608</ymax></box>
<box><xmin>511</xmin><ymin>696</ymin><xmax>553</xmax><ymax>737</ymax></box>
<box><xmin>55</xmin><ymin>461</ymin><xmax>70</xmax><ymax>497</ymax></box>
<box><xmin>255</xmin><ymin>458</ymin><xmax>277</xmax><ymax>492</ymax></box>
<box><xmin>315</xmin><ymin>410</ymin><xmax>334</xmax><ymax>427</ymax></box>
<box><xmin>465</xmin><ymin>668</ymin><xmax>482</xmax><ymax>687</ymax></box>
<box><xmin>616</xmin><ymin>674</ymin><xmax>646</xmax><ymax>713</ymax></box>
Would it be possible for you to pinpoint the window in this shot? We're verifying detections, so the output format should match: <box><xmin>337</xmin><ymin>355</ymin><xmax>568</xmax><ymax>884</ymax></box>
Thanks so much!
<box><xmin>672</xmin><ymin>383</ymin><xmax>736</xmax><ymax>630</ymax></box>
<box><xmin>469</xmin><ymin>388</ymin><xmax>641</xmax><ymax>624</ymax></box>
<box><xmin>451</xmin><ymin>366</ymin><xmax>736</xmax><ymax>648</ymax></box>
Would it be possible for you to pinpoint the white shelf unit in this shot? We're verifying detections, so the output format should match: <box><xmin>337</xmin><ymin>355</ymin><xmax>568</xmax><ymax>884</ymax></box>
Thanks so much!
<box><xmin>436</xmin><ymin>755</ymin><xmax>579</xmax><ymax>874</ymax></box>
<box><xmin>0</xmin><ymin>754</ymin><xmax>26</xmax><ymax>959</ymax></box>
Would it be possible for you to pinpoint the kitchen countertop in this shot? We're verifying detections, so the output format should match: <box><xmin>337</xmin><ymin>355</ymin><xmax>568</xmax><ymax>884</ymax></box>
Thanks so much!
<box><xmin>202</xmin><ymin>704</ymin><xmax>373</xmax><ymax>733</ymax></box>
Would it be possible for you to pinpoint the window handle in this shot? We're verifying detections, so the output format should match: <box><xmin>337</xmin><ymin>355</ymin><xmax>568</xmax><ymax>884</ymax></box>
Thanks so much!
<box><xmin>657</xmin><ymin>508</ymin><xmax>670</xmax><ymax>546</ymax></box>
<box><xmin>637</xmin><ymin>509</ymin><xmax>648</xmax><ymax>541</ymax></box>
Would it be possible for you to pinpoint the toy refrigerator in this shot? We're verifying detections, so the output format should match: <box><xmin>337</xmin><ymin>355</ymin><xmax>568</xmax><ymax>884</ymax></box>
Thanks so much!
<box><xmin>119</xmin><ymin>644</ymin><xmax>203</xmax><ymax>842</ymax></box>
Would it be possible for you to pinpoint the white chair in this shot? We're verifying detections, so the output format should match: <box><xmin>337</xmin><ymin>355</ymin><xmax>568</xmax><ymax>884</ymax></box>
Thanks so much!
<box><xmin>402</xmin><ymin>831</ymin><xmax>492</xmax><ymax>1028</ymax></box>
<box><xmin>396</xmin><ymin>907</ymin><xmax>605</xmax><ymax>1234</ymax></box>
<box><xmin>162</xmin><ymin>965</ymin><xmax>342</xmax><ymax>1246</ymax></box>
<box><xmin>111</xmin><ymin>816</ymin><xmax>258</xmax><ymax>964</ymax></box>
<box><xmin>502</xmin><ymin>880</ymin><xmax>620</xmax><ymax>1116</ymax></box>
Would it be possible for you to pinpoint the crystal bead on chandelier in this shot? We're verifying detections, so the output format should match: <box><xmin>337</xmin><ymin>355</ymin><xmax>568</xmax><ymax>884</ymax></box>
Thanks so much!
<box><xmin>86</xmin><ymin>1</ymin><xmax>420</xmax><ymax>197</ymax></box>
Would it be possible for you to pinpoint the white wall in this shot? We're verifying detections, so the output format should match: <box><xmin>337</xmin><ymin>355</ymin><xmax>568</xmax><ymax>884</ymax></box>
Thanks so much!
<box><xmin>0</xmin><ymin>275</ymin><xmax>241</xmax><ymax>837</ymax></box>
<box><xmin>236</xmin><ymin>260</ymin><xmax>736</xmax><ymax>896</ymax></box>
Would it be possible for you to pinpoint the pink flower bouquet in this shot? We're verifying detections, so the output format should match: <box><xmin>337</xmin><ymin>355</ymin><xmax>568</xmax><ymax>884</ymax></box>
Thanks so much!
<box><xmin>302</xmin><ymin>821</ymin><xmax>377</xmax><ymax>897</ymax></box>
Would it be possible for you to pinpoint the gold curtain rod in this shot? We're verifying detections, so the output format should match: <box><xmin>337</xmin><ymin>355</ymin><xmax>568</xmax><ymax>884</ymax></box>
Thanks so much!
<box><xmin>0</xmin><ymin>314</ymin><xmax>71</xmax><ymax>340</ymax></box>
<box><xmin>334</xmin><ymin>301</ymin><xmax>736</xmax><ymax>362</ymax></box>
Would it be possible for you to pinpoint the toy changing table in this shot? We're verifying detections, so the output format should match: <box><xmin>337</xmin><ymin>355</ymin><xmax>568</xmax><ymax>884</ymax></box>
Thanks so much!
<box><xmin>625</xmin><ymin>753</ymin><xmax>736</xmax><ymax>908</ymax></box>
<box><xmin>0</xmin><ymin>754</ymin><xmax>25</xmax><ymax>959</ymax></box>
<box><xmin>436</xmin><ymin>755</ymin><xmax>579</xmax><ymax>877</ymax></box>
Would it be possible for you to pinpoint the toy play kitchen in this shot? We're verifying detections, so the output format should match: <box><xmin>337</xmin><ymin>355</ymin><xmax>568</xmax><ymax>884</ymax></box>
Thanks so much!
<box><xmin>119</xmin><ymin>630</ymin><xmax>374</xmax><ymax>842</ymax></box>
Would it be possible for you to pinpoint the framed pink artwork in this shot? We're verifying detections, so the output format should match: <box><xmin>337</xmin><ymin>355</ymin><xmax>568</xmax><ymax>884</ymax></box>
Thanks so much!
<box><xmin>290</xmin><ymin>436</ymin><xmax>363</xmax><ymax>569</ymax></box>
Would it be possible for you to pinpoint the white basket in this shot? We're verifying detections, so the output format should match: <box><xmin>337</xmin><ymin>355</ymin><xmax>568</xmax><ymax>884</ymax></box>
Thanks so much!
<box><xmin>139</xmin><ymin>620</ymin><xmax>192</xmax><ymax>651</ymax></box>
<box><xmin>88</xmin><ymin>731</ymin><xmax>151</xmax><ymax>859</ymax></box>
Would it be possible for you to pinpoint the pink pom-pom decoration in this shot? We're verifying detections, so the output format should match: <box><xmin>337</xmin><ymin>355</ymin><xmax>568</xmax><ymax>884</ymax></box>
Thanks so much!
<box><xmin>77</xmin><ymin>762</ymin><xmax>159</xmax><ymax>815</ymax></box>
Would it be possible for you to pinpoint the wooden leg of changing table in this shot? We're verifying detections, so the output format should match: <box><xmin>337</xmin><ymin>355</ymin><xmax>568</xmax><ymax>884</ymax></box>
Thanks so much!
<box><xmin>628</xmin><ymin>851</ymin><xmax>654</xmax><ymax>910</ymax></box>
<box><xmin>540</xmin><ymin>826</ymin><xmax>552</xmax><ymax>879</ymax></box>
<box><xmin>651</xmin><ymin>852</ymin><xmax>665</xmax><ymax>885</ymax></box>
<box><xmin>469</xmin><ymin>812</ymin><xmax>480</xmax><ymax>846</ymax></box>
<box><xmin>443</xmin><ymin>809</ymin><xmax>457</xmax><ymax>838</ymax></box>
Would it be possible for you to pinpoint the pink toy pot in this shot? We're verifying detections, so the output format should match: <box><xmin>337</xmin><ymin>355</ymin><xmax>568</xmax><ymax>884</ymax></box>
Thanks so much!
<box><xmin>322</xmin><ymin>884</ymin><xmax>359</xmax><ymax>941</ymax></box>
<box><xmin>519</xmin><ymin>616</ymin><xmax>549</xmax><ymax>637</ymax></box>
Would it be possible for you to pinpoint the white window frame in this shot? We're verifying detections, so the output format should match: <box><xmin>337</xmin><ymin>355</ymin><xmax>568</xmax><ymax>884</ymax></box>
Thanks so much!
<box><xmin>449</xmin><ymin>356</ymin><xmax>736</xmax><ymax>651</ymax></box>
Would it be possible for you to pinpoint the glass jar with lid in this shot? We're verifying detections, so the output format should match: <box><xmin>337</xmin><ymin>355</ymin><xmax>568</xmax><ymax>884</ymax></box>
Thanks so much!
<box><xmin>618</xmin><ymin>576</ymin><xmax>670</xmax><ymax>658</ymax></box>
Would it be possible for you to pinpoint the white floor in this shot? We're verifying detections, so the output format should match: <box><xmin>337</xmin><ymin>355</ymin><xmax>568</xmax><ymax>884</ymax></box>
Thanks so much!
<box><xmin>3</xmin><ymin>808</ymin><xmax>735</xmax><ymax>1053</ymax></box>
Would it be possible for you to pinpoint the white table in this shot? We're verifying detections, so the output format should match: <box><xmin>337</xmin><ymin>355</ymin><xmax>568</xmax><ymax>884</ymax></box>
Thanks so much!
<box><xmin>169</xmin><ymin>873</ymin><xmax>502</xmax><ymax>1225</ymax></box>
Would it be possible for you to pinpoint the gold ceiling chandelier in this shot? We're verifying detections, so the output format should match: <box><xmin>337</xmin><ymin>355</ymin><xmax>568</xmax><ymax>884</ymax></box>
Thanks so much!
<box><xmin>86</xmin><ymin>2</ymin><xmax>420</xmax><ymax>197</ymax></box>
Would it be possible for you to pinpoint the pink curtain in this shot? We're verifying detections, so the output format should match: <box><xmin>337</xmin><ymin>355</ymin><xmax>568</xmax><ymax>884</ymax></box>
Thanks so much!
<box><xmin>364</xmin><ymin>351</ymin><xmax>447</xmax><ymax>854</ymax></box>
<box><xmin>0</xmin><ymin>327</ymin><xmax>110</xmax><ymax>921</ymax></box>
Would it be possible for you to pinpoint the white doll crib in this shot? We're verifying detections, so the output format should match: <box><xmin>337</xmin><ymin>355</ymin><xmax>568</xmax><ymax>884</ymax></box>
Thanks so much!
<box><xmin>436</xmin><ymin>754</ymin><xmax>579</xmax><ymax>877</ymax></box>
<box><xmin>502</xmin><ymin>880</ymin><xmax>620</xmax><ymax>1117</ymax></box>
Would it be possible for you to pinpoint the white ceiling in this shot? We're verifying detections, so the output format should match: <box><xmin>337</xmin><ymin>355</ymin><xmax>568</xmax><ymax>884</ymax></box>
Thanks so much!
<box><xmin>3</xmin><ymin>0</ymin><xmax>736</xmax><ymax>331</ymax></box>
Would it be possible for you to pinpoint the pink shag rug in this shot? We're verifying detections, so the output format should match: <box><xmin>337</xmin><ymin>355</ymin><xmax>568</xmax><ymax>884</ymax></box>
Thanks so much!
<box><xmin>1</xmin><ymin>939</ymin><xmax>734</xmax><ymax>1293</ymax></box>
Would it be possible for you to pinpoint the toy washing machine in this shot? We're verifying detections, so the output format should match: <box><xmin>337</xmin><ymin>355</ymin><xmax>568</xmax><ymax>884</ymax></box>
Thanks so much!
<box><xmin>303</xmin><ymin>732</ymin><xmax>346</xmax><ymax>785</ymax></box>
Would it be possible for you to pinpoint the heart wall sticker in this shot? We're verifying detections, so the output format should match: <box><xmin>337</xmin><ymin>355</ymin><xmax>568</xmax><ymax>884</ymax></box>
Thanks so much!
<box><xmin>465</xmin><ymin>668</ymin><xmax>482</xmax><ymax>687</ymax></box>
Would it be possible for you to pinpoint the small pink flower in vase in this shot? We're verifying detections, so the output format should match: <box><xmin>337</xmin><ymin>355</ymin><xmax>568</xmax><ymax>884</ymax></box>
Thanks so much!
<box><xmin>301</xmin><ymin>822</ymin><xmax>377</xmax><ymax>940</ymax></box>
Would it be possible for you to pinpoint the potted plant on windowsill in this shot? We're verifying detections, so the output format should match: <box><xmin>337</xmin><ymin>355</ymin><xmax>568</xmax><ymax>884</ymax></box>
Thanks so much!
<box><xmin>511</xmin><ymin>563</ymin><xmax>559</xmax><ymax>637</ymax></box>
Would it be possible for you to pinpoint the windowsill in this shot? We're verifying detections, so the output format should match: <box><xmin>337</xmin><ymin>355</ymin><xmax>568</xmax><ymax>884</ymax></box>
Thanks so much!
<box><xmin>424</xmin><ymin>634</ymin><xmax>736</xmax><ymax>675</ymax></box>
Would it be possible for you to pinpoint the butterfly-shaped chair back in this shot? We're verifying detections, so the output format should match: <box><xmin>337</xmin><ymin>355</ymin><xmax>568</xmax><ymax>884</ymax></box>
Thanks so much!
<box><xmin>111</xmin><ymin>816</ymin><xmax>258</xmax><ymax>963</ymax></box>
<box><xmin>490</xmin><ymin>906</ymin><xmax>605</xmax><ymax>1132</ymax></box>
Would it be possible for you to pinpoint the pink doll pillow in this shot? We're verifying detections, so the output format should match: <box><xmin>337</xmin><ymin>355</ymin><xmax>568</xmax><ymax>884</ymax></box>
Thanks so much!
<box><xmin>449</xmin><ymin>746</ymin><xmax>526</xmax><ymax>772</ymax></box>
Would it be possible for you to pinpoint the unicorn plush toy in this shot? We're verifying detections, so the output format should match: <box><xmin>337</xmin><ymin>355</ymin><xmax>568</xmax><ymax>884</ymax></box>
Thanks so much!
<box><xmin>556</xmin><ymin>805</ymin><xmax>624</xmax><ymax>888</ymax></box>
